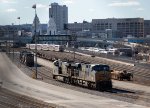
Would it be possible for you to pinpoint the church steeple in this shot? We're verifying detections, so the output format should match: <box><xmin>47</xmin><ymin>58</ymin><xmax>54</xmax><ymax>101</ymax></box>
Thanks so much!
<box><xmin>32</xmin><ymin>14</ymin><xmax>41</xmax><ymax>36</ymax></box>
<box><xmin>47</xmin><ymin>16</ymin><xmax>57</xmax><ymax>35</ymax></box>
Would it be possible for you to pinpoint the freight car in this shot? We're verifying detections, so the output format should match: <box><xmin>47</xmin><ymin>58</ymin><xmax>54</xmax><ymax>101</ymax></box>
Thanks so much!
<box><xmin>26</xmin><ymin>44</ymin><xmax>64</xmax><ymax>52</ymax></box>
<box><xmin>111</xmin><ymin>70</ymin><xmax>133</xmax><ymax>81</ymax></box>
<box><xmin>20</xmin><ymin>51</ymin><xmax>34</xmax><ymax>67</ymax></box>
<box><xmin>53</xmin><ymin>60</ymin><xmax>112</xmax><ymax>91</ymax></box>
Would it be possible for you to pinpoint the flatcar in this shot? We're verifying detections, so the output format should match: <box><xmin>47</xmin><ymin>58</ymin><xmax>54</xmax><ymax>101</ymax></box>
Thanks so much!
<box><xmin>53</xmin><ymin>60</ymin><xmax>112</xmax><ymax>91</ymax></box>
<box><xmin>111</xmin><ymin>70</ymin><xmax>133</xmax><ymax>81</ymax></box>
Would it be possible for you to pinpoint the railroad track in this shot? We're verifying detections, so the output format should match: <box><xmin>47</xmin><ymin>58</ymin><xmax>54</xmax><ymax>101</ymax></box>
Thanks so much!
<box><xmin>36</xmin><ymin>50</ymin><xmax>150</xmax><ymax>79</ymax></box>
<box><xmin>8</xmin><ymin>52</ymin><xmax>150</xmax><ymax>107</ymax></box>
<box><xmin>10</xmin><ymin>48</ymin><xmax>150</xmax><ymax>85</ymax></box>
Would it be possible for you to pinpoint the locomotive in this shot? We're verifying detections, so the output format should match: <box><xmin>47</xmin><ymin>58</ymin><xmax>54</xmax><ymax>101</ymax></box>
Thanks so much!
<box><xmin>20</xmin><ymin>51</ymin><xmax>34</xmax><ymax>67</ymax></box>
<box><xmin>53</xmin><ymin>60</ymin><xmax>112</xmax><ymax>91</ymax></box>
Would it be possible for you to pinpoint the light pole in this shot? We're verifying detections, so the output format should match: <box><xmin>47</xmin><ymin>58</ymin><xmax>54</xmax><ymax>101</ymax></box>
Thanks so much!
<box><xmin>17</xmin><ymin>17</ymin><xmax>20</xmax><ymax>27</ymax></box>
<box><xmin>12</xmin><ymin>23</ymin><xmax>14</xmax><ymax>61</ymax></box>
<box><xmin>17</xmin><ymin>17</ymin><xmax>21</xmax><ymax>46</ymax></box>
<box><xmin>73</xmin><ymin>34</ymin><xmax>77</xmax><ymax>62</ymax></box>
<box><xmin>8</xmin><ymin>28</ymin><xmax>10</xmax><ymax>56</ymax></box>
<box><xmin>32</xmin><ymin>4</ymin><xmax>38</xmax><ymax>79</ymax></box>
<box><xmin>17</xmin><ymin>17</ymin><xmax>21</xmax><ymax>67</ymax></box>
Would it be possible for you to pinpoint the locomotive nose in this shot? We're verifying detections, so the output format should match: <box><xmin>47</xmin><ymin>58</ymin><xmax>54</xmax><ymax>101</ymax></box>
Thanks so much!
<box><xmin>95</xmin><ymin>72</ymin><xmax>112</xmax><ymax>90</ymax></box>
<box><xmin>95</xmin><ymin>72</ymin><xmax>111</xmax><ymax>82</ymax></box>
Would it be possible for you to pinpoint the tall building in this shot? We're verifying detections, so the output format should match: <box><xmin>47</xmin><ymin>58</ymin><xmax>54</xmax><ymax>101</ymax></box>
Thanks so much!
<box><xmin>49</xmin><ymin>3</ymin><xmax>68</xmax><ymax>33</ymax></box>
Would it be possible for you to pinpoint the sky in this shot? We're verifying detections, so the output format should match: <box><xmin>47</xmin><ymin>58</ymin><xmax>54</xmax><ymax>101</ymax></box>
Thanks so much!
<box><xmin>0</xmin><ymin>0</ymin><xmax>149</xmax><ymax>25</ymax></box>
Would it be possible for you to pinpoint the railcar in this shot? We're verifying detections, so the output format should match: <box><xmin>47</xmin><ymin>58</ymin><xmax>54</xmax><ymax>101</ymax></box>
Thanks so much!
<box><xmin>26</xmin><ymin>44</ymin><xmax>64</xmax><ymax>52</ymax></box>
<box><xmin>28</xmin><ymin>44</ymin><xmax>35</xmax><ymax>50</ymax></box>
<box><xmin>26</xmin><ymin>44</ymin><xmax>30</xmax><ymax>49</ymax></box>
<box><xmin>53</xmin><ymin>60</ymin><xmax>112</xmax><ymax>91</ymax></box>
<box><xmin>42</xmin><ymin>44</ymin><xmax>49</xmax><ymax>51</ymax></box>
<box><xmin>37</xmin><ymin>44</ymin><xmax>42</xmax><ymax>50</ymax></box>
<box><xmin>53</xmin><ymin>45</ymin><xmax>64</xmax><ymax>52</ymax></box>
<box><xmin>111</xmin><ymin>70</ymin><xmax>133</xmax><ymax>81</ymax></box>
<box><xmin>48</xmin><ymin>44</ymin><xmax>55</xmax><ymax>51</ymax></box>
<box><xmin>20</xmin><ymin>51</ymin><xmax>34</xmax><ymax>67</ymax></box>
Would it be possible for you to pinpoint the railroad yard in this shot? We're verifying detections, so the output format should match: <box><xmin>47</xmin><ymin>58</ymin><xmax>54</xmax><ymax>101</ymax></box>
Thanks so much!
<box><xmin>0</xmin><ymin>49</ymin><xmax>150</xmax><ymax>108</ymax></box>
<box><xmin>2</xmin><ymin>1</ymin><xmax>150</xmax><ymax>107</ymax></box>
<box><xmin>36</xmin><ymin>49</ymin><xmax>150</xmax><ymax>86</ymax></box>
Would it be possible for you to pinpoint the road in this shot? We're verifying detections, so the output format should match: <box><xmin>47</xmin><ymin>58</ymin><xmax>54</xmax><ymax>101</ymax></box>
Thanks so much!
<box><xmin>0</xmin><ymin>52</ymin><xmax>149</xmax><ymax>108</ymax></box>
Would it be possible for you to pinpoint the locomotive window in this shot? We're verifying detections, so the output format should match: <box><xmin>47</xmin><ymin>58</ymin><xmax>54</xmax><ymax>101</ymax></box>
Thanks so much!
<box><xmin>77</xmin><ymin>64</ymin><xmax>82</xmax><ymax>70</ymax></box>
<box><xmin>92</xmin><ymin>65</ymin><xmax>110</xmax><ymax>71</ymax></box>
<box><xmin>53</xmin><ymin>61</ymin><xmax>59</xmax><ymax>66</ymax></box>
<box><xmin>86</xmin><ymin>65</ymin><xmax>88</xmax><ymax>68</ymax></box>
<box><xmin>103</xmin><ymin>66</ymin><xmax>109</xmax><ymax>71</ymax></box>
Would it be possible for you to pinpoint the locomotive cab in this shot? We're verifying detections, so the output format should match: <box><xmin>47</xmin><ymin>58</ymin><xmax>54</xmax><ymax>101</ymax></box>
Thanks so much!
<box><xmin>91</xmin><ymin>65</ymin><xmax>112</xmax><ymax>90</ymax></box>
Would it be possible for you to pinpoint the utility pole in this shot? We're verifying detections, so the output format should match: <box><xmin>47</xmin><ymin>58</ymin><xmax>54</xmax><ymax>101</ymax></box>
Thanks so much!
<box><xmin>73</xmin><ymin>34</ymin><xmax>77</xmax><ymax>62</ymax></box>
<box><xmin>17</xmin><ymin>17</ymin><xmax>21</xmax><ymax>46</ymax></box>
<box><xmin>8</xmin><ymin>29</ymin><xmax>10</xmax><ymax>57</ymax></box>
<box><xmin>32</xmin><ymin>4</ymin><xmax>38</xmax><ymax>79</ymax></box>
<box><xmin>17</xmin><ymin>17</ymin><xmax>21</xmax><ymax>66</ymax></box>
<box><xmin>12</xmin><ymin>23</ymin><xmax>14</xmax><ymax>61</ymax></box>
<box><xmin>13</xmin><ymin>32</ymin><xmax>15</xmax><ymax>61</ymax></box>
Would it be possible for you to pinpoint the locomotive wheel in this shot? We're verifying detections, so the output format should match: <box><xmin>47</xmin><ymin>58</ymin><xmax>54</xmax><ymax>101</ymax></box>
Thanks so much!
<box><xmin>96</xmin><ymin>83</ymin><xmax>103</xmax><ymax>91</ymax></box>
<box><xmin>127</xmin><ymin>77</ymin><xmax>131</xmax><ymax>81</ymax></box>
<box><xmin>87</xmin><ymin>82</ymin><xmax>92</xmax><ymax>89</ymax></box>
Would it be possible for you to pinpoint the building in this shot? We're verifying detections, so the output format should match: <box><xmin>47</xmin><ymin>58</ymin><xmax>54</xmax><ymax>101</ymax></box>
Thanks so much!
<box><xmin>92</xmin><ymin>18</ymin><xmax>118</xmax><ymax>38</ymax></box>
<box><xmin>144</xmin><ymin>20</ymin><xmax>150</xmax><ymax>37</ymax></box>
<box><xmin>105</xmin><ymin>29</ymin><xmax>113</xmax><ymax>38</ymax></box>
<box><xmin>67</xmin><ymin>21</ymin><xmax>92</xmax><ymax>37</ymax></box>
<box><xmin>92</xmin><ymin>18</ymin><xmax>117</xmax><ymax>33</ymax></box>
<box><xmin>92</xmin><ymin>18</ymin><xmax>144</xmax><ymax>38</ymax></box>
<box><xmin>49</xmin><ymin>3</ymin><xmax>68</xmax><ymax>33</ymax></box>
<box><xmin>116</xmin><ymin>18</ymin><xmax>144</xmax><ymax>38</ymax></box>
<box><xmin>0</xmin><ymin>25</ymin><xmax>18</xmax><ymax>37</ymax></box>
<box><xmin>68</xmin><ymin>21</ymin><xmax>92</xmax><ymax>32</ymax></box>
<box><xmin>32</xmin><ymin>14</ymin><xmax>42</xmax><ymax>36</ymax></box>
<box><xmin>47</xmin><ymin>16</ymin><xmax>57</xmax><ymax>35</ymax></box>
<box><xmin>68</xmin><ymin>18</ymin><xmax>144</xmax><ymax>38</ymax></box>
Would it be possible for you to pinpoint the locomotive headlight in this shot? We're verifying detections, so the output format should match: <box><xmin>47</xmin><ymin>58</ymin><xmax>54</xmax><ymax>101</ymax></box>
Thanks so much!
<box><xmin>92</xmin><ymin>76</ymin><xmax>94</xmax><ymax>81</ymax></box>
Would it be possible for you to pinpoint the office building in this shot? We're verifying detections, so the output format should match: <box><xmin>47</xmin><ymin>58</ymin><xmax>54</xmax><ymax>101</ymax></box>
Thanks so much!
<box><xmin>68</xmin><ymin>21</ymin><xmax>92</xmax><ymax>32</ymax></box>
<box><xmin>116</xmin><ymin>18</ymin><xmax>144</xmax><ymax>38</ymax></box>
<box><xmin>144</xmin><ymin>20</ymin><xmax>150</xmax><ymax>37</ymax></box>
<box><xmin>68</xmin><ymin>18</ymin><xmax>144</xmax><ymax>38</ymax></box>
<box><xmin>92</xmin><ymin>18</ymin><xmax>144</xmax><ymax>38</ymax></box>
<box><xmin>49</xmin><ymin>3</ymin><xmax>68</xmax><ymax>33</ymax></box>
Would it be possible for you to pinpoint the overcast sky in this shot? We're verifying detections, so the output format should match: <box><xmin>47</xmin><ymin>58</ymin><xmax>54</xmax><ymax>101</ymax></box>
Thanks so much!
<box><xmin>0</xmin><ymin>0</ymin><xmax>149</xmax><ymax>25</ymax></box>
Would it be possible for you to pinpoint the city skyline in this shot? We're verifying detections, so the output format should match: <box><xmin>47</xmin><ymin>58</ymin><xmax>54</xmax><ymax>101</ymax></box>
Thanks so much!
<box><xmin>0</xmin><ymin>0</ymin><xmax>149</xmax><ymax>25</ymax></box>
